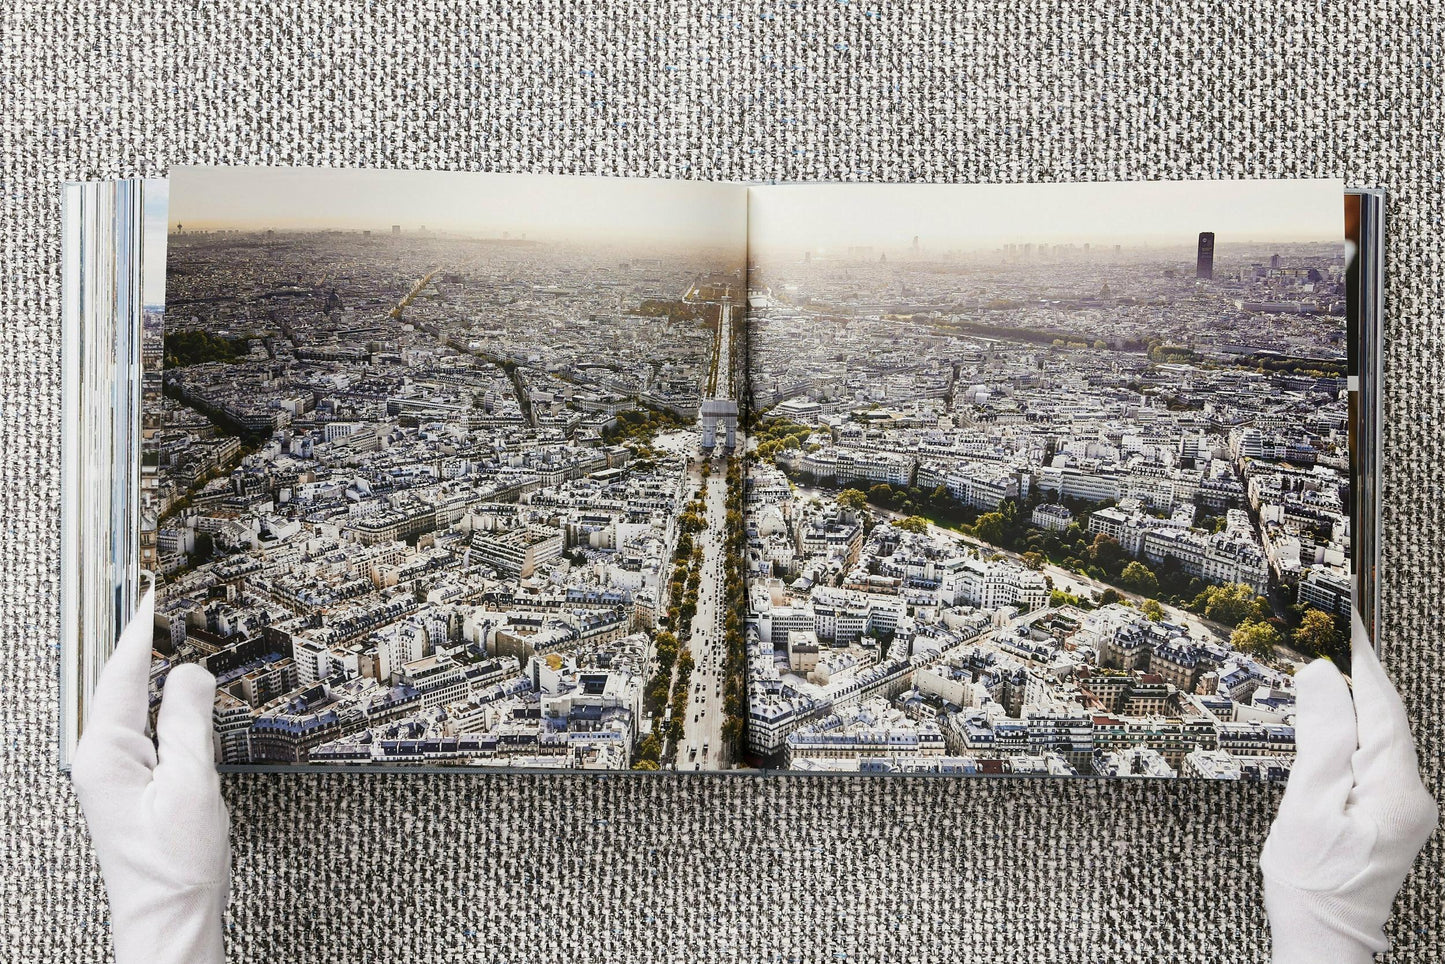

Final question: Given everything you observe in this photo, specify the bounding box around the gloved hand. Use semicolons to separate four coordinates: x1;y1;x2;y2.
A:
1260;611;1439;964
70;582;231;964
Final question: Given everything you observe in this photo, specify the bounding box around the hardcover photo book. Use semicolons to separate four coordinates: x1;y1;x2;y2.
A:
60;169;1383;779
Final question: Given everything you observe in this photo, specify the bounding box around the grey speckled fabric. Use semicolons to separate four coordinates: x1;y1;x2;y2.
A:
2;2;1440;961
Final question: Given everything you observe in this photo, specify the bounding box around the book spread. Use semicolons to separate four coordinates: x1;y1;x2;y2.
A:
60;170;1382;778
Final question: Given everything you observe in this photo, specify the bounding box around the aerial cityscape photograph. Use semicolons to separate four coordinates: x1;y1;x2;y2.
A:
145;168;747;771
740;180;1349;779
142;172;1349;780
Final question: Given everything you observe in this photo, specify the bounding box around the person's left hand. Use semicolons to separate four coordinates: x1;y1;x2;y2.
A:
1259;611;1438;963
70;580;231;964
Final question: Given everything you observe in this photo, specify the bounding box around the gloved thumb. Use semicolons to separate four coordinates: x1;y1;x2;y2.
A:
1262;656;1375;891
155;663;218;775
1281;657;1357;821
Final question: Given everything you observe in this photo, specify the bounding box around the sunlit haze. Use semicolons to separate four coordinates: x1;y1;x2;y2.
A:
748;179;1343;255
168;166;748;250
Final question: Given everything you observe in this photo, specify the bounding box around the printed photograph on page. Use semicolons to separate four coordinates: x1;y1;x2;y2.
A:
742;180;1348;779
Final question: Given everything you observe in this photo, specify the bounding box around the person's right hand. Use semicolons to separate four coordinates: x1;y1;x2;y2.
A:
70;581;231;964
1259;611;1438;964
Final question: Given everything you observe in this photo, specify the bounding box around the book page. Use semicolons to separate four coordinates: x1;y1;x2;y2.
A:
743;179;1348;778
149;168;746;770
139;178;168;591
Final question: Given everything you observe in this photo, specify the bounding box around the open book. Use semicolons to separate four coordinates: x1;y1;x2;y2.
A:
60;170;1382;778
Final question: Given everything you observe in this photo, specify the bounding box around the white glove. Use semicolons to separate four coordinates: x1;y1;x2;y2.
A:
1260;611;1439;964
71;583;231;964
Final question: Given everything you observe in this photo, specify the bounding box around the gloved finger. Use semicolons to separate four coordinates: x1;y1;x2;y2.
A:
1277;656;1358;822
84;586;157;738
1348;610;1427;805
154;663;219;778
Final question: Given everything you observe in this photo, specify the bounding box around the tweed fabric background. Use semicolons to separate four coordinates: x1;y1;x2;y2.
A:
1;1;1441;961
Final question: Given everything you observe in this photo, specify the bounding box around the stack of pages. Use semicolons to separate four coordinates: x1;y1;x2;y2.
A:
60;170;1383;778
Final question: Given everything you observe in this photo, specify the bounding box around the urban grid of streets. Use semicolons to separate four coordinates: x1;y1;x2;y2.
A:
148;230;745;771
145;221;1350;780
677;298;734;771
740;240;1350;778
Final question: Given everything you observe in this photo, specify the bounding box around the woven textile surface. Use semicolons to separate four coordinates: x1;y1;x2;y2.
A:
2;2;1441;961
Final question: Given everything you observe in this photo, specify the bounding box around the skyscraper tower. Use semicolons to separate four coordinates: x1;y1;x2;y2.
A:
1196;232;1215;280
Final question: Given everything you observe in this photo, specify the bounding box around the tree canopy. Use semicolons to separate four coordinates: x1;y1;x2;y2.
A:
1193;583;1270;627
1231;619;1283;659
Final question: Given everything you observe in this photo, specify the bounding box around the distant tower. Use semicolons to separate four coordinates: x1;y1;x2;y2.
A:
804;250;812;263
912;235;920;254
880;251;887;264
1196;232;1215;280
392;225;401;236
1269;253;1281;270
176;223;183;235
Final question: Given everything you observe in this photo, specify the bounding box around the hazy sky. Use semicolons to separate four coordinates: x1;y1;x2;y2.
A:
164;169;1341;264
747;179;1344;254
168;166;748;249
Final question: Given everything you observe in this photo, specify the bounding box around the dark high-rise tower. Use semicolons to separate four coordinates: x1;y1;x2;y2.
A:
1196;231;1215;280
